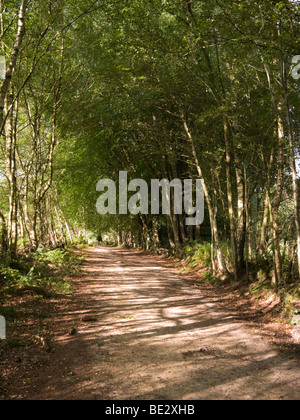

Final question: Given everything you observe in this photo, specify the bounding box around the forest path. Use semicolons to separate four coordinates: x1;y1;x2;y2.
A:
30;247;300;400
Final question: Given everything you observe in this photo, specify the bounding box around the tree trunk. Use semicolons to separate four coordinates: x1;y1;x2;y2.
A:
224;118;238;281
182;116;228;275
5;89;18;259
234;154;246;273
151;218;160;252
283;64;300;280
272;109;285;288
0;209;8;255
0;0;27;134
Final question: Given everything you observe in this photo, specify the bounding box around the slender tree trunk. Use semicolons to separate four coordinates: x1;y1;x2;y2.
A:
151;218;160;252
0;0;27;134
5;89;18;259
224;118;238;281
49;198;58;246
234;154;246;273
182;116;228;275
65;220;73;244
0;209;7;255
54;203;67;245
272;109;285;288
166;216;176;251
283;66;300;279
257;146;274;256
260;54;285;288
259;189;271;257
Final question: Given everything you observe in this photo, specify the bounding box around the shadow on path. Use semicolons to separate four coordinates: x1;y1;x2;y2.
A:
26;247;300;400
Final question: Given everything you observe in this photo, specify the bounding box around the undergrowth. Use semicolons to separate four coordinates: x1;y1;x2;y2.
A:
180;241;300;323
182;241;212;271
0;247;86;297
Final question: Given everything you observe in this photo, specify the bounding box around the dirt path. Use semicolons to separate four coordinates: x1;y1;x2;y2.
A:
26;247;300;400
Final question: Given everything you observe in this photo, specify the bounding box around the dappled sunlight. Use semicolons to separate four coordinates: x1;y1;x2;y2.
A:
31;247;300;400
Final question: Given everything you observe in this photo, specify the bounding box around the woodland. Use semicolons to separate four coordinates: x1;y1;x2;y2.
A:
0;0;300;292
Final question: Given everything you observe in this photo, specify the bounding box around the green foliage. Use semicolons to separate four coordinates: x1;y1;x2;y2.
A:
0;266;22;286
33;248;84;272
183;242;212;270
0;248;85;296
202;272;223;287
1;0;300;292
